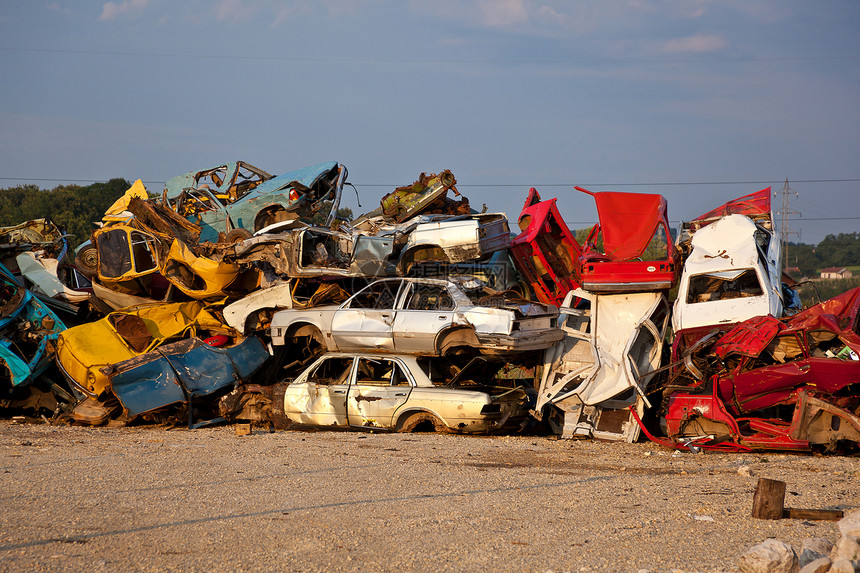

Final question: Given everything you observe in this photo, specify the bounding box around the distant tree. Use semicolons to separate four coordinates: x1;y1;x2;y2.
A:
0;179;130;248
816;232;860;268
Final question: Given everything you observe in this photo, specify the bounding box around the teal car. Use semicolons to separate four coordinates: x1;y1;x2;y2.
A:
163;161;346;242
0;261;66;389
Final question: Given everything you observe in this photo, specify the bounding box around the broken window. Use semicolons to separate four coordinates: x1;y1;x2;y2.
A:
686;269;763;304
404;284;454;311
355;358;409;386
306;357;353;386
96;228;134;279
640;224;671;262
348;281;401;310
300;231;351;269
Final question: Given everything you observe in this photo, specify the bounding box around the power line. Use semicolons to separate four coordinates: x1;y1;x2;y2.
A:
4;46;860;66
5;177;858;187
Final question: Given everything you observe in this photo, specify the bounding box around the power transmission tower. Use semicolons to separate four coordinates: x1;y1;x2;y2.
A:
774;178;801;270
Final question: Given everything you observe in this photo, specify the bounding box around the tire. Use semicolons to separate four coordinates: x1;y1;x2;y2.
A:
224;228;253;243
395;411;445;433
74;245;99;278
285;324;326;372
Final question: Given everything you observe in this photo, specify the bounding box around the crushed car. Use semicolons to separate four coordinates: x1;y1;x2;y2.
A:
534;288;670;441
224;212;510;280
163;161;346;242
86;194;259;304
54;301;246;424
647;287;860;453
269;277;562;359
672;188;782;332
1;261;67;389
511;186;677;306
571;186;678;293
509;188;581;307
100;335;270;427
278;352;533;433
1;218;91;312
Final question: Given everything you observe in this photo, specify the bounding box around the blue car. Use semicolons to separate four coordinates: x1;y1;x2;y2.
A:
101;335;270;426
163;161;346;243
0;261;67;388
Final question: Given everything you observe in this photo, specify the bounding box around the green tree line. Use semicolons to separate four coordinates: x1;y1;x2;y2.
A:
0;180;131;248
784;233;860;277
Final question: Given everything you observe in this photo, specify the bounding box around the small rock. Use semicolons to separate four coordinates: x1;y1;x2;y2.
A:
738;539;798;573
798;538;833;567
797;556;830;573
837;509;860;538
830;534;860;563
738;465;753;477
827;557;855;573
694;515;715;522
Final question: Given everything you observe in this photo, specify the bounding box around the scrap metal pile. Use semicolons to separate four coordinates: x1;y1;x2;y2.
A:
1;161;857;454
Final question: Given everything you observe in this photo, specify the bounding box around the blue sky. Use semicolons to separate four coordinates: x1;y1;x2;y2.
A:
1;0;858;244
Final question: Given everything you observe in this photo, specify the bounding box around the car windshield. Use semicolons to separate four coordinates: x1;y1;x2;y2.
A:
686;269;763;304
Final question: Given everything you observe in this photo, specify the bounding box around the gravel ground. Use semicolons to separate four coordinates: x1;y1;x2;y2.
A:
0;420;858;573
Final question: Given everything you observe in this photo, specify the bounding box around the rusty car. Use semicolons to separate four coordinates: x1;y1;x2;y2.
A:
281;352;533;433
1;261;67;392
269;277;562;358
646;287;860;453
225;212;510;281
534;288;670;442
163;161;346;242
672;188;783;333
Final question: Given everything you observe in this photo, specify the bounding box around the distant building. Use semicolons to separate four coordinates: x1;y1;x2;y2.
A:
784;267;802;281
819;267;853;279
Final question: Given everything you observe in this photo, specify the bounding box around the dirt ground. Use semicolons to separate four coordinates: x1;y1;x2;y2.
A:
0;420;858;572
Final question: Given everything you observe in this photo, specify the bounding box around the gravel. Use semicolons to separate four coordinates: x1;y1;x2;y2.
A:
1;420;858;572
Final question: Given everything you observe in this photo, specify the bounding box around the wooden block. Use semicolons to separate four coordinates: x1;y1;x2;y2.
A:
752;478;786;520
235;423;252;436
783;508;844;521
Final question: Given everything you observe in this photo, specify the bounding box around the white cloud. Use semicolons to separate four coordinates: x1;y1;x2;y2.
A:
215;0;246;21
662;34;726;54
99;0;151;21
479;0;527;27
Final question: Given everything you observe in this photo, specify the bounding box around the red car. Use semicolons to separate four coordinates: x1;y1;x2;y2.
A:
510;187;678;307
645;287;860;453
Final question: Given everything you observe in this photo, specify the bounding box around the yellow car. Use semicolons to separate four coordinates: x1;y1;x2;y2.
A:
55;301;232;397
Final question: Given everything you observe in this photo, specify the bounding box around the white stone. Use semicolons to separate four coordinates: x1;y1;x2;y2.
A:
837;509;860;538
797;557;830;573
831;534;860;563
827;556;855;573
738;539;799;573
738;465;753;477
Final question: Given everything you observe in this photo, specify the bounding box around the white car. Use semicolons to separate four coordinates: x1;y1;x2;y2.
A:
269;277;562;356
282;352;532;433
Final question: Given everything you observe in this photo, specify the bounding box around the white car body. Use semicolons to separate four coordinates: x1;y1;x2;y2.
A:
536;288;669;441
269;277;561;355
282;353;530;433
673;214;782;332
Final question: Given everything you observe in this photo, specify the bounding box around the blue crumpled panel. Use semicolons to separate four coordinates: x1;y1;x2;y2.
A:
108;336;270;416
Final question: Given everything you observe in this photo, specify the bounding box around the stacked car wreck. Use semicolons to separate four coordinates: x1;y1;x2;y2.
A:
1;162;857;455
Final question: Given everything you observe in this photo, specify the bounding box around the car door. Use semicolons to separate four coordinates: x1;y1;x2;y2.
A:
330;280;402;351
283;356;354;426
392;282;455;353
347;357;413;429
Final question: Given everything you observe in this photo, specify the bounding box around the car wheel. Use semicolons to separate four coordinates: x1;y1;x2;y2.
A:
287;325;326;370
74;245;99;278
395;411;445;433
224;228;252;243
